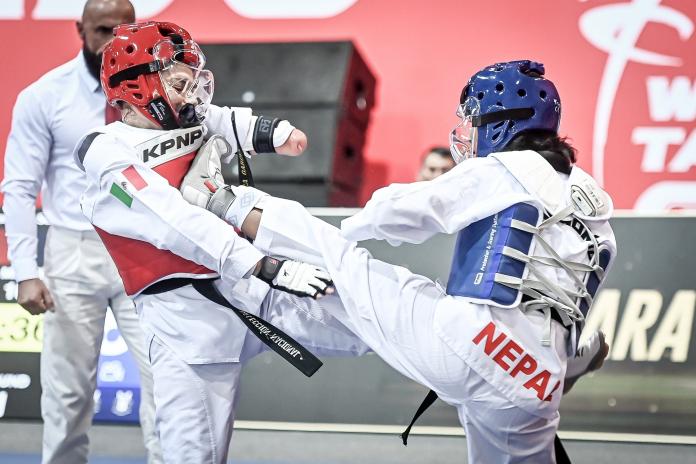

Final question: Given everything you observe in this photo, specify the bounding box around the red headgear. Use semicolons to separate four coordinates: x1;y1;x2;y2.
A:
101;21;213;129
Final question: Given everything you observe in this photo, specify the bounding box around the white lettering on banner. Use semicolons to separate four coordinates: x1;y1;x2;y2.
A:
1;0;356;20
0;0;23;19
668;129;696;172
579;0;694;187
648;291;696;361
634;76;696;177
99;360;126;383
582;289;695;362
0;266;15;282
111;389;134;417
583;289;621;349
32;0;174;19
0;373;31;389
3;281;18;301
613;289;663;361
632;127;685;172
94;389;102;414
647;76;696;122
0;391;7;418
223;0;357;19
635;182;696;209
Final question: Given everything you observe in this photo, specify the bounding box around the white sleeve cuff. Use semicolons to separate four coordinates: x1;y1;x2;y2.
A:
11;257;39;282
242;116;256;153
223;186;268;228
273;120;295;147
221;239;264;283
242;117;295;152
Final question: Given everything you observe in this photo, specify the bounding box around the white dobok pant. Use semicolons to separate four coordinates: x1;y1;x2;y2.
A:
137;282;369;464
41;226;160;464
253;198;570;464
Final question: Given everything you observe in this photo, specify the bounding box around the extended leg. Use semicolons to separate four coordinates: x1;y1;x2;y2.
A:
252;197;473;395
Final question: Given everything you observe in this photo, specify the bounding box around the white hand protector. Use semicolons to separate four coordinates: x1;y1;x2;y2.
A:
563;330;609;394
180;135;237;218
180;134;268;227
256;257;334;299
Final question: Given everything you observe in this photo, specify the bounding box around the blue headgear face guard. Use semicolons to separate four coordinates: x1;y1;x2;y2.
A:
458;60;561;158
449;97;480;163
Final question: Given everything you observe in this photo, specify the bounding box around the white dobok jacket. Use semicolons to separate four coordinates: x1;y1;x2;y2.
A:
341;150;617;417
75;105;270;363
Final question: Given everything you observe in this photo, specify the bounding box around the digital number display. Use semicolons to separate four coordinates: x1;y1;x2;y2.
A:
0;303;43;352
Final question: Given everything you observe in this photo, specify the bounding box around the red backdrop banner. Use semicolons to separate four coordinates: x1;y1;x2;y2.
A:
1;0;694;207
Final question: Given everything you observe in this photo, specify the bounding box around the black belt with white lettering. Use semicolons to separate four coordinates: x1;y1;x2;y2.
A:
142;277;323;377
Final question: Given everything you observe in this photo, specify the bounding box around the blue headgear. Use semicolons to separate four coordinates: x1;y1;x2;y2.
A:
460;60;561;158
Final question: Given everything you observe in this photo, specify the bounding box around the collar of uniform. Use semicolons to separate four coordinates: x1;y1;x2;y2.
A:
76;51;102;94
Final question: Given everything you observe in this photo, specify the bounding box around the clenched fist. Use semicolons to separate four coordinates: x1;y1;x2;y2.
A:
275;129;307;157
17;278;55;315
255;256;333;299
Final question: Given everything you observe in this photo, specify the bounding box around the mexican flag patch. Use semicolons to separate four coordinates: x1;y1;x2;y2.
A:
110;165;148;208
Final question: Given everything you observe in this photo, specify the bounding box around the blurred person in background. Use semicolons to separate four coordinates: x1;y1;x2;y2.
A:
1;1;162;463
416;146;456;181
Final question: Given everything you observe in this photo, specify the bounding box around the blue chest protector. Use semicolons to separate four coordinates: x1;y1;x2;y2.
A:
446;203;540;307
446;201;613;350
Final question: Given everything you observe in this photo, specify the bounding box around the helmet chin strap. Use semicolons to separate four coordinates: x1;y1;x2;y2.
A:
147;96;180;130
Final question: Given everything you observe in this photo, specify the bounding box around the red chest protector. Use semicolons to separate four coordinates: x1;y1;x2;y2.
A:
95;126;215;296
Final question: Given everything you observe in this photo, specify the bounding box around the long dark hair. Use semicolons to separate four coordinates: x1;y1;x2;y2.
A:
499;130;577;175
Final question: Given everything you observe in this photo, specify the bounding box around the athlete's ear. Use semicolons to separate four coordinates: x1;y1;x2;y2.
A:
120;103;133;120
121;102;142;126
76;21;85;40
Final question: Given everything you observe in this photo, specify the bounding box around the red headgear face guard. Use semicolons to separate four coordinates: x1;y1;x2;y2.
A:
101;21;214;130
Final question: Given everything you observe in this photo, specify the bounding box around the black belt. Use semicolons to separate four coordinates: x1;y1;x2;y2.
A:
141;277;323;377
141;277;203;294
401;296;572;462
401;391;571;462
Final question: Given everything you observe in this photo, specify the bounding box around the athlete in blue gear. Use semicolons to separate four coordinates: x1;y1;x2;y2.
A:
182;60;615;463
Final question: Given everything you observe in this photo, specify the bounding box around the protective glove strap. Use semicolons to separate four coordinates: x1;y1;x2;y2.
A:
256;256;282;283
207;186;237;219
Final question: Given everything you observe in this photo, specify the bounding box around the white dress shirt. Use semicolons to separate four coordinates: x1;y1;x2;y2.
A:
2;52;106;281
